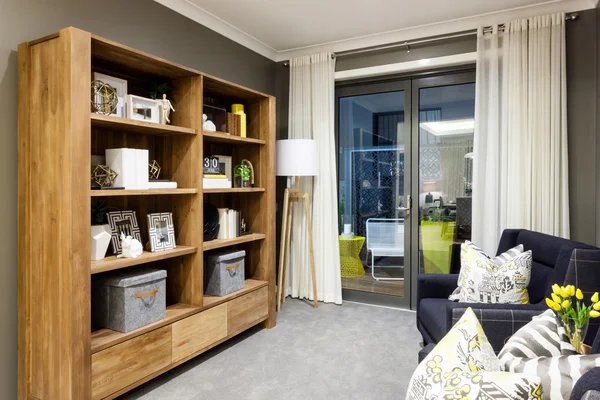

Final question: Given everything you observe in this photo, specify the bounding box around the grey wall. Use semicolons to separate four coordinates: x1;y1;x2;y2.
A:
566;9;597;245
0;0;275;397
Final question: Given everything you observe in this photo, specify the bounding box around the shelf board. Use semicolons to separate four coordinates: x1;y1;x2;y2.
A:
91;246;197;274
203;131;265;145
91;188;198;197
203;188;265;194
91;113;196;135
203;279;268;309
203;233;266;251
91;303;199;354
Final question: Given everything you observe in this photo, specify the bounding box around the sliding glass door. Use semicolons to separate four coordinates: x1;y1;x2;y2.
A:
336;80;413;309
336;70;475;309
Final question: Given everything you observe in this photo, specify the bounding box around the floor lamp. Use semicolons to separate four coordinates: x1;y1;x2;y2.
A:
276;139;318;311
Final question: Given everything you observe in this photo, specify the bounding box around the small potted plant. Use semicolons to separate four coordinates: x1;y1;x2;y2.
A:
91;200;113;261
546;284;600;354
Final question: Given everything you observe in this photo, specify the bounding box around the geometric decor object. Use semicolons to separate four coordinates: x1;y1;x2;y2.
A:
106;211;142;255
91;80;118;116
149;160;161;180
91;165;118;188
147;212;176;252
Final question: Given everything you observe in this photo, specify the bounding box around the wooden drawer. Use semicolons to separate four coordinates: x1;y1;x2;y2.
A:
171;304;227;363
92;326;171;399
227;286;269;335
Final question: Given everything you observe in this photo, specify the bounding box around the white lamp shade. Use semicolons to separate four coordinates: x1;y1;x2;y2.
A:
276;139;319;176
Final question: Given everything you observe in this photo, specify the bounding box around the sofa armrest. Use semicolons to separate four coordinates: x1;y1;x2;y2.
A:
570;368;600;400
451;305;546;352
417;274;459;305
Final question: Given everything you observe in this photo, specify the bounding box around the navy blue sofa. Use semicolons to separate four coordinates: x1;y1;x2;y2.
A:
417;229;597;351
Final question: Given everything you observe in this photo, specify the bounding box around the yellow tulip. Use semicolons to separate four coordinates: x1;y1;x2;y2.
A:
569;285;576;296
594;302;600;311
592;292;599;303
546;298;557;309
561;300;571;310
554;303;562;312
560;287;570;298
590;310;600;318
552;284;561;295
576;289;584;300
551;293;561;304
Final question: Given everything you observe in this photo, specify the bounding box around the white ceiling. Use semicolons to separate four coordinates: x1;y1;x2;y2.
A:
157;0;598;61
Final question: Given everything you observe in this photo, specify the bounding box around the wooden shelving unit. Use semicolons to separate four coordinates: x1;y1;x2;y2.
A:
91;114;197;135
203;131;265;145
90;189;198;197
203;187;265;194
203;233;266;251
91;246;197;274
18;27;276;400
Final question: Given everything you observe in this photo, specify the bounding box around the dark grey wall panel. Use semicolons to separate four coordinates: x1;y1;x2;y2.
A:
0;0;275;398
566;8;597;245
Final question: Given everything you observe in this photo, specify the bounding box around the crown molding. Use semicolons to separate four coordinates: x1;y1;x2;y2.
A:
154;0;278;60
156;0;597;63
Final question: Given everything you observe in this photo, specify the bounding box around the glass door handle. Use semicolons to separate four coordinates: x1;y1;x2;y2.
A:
397;195;411;214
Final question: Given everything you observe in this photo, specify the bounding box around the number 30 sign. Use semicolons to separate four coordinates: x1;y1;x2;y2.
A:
203;156;220;175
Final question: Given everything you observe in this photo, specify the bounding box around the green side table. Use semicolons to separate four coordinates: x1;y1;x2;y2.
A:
339;235;366;278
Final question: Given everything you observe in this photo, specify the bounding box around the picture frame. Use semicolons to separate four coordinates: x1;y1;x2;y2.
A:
93;72;128;118
127;95;159;123
147;212;176;252
215;155;232;181
107;211;142;254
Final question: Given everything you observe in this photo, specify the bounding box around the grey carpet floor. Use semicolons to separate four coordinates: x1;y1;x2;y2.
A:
120;299;421;400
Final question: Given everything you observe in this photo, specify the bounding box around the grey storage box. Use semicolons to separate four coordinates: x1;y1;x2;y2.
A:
93;269;167;333
205;250;245;296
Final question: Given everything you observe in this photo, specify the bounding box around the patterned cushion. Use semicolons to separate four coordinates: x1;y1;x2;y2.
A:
449;242;524;301
408;371;543;400
451;241;532;304
500;310;600;400
407;307;542;399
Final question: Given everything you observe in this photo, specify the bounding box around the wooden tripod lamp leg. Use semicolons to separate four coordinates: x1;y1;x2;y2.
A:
304;193;318;308
281;201;293;304
277;189;290;311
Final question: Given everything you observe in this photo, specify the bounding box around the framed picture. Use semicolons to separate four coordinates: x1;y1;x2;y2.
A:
215;155;232;181
127;95;159;123
93;72;127;117
107;211;142;254
147;213;176;252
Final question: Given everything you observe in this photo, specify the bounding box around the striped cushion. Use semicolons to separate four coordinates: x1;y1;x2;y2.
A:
500;310;600;400
449;242;524;301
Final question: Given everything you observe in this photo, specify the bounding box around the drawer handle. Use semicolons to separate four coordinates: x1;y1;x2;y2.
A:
225;264;240;271
135;287;159;299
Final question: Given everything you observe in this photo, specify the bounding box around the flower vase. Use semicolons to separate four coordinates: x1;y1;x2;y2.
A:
568;319;589;354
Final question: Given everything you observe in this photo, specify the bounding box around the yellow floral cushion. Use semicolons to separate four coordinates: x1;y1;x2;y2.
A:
407;308;543;400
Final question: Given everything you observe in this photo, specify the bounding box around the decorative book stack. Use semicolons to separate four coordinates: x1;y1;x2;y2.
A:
217;208;241;239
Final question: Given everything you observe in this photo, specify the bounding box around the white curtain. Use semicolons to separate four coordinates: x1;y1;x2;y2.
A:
287;53;342;304
472;13;570;256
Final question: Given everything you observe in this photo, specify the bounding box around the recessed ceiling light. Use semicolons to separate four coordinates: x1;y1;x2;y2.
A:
420;119;474;136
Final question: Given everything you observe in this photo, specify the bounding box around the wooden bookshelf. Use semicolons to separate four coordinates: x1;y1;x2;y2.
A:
203;233;266;251
91;113;196;135
203;131;265;145
91;246;197;274
203;187;265;194
19;27;276;400
90;189;198;197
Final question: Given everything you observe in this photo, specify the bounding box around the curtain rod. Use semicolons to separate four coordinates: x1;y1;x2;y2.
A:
282;12;578;66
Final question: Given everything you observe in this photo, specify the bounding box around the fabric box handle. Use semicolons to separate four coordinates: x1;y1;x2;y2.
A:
226;263;240;277
134;287;159;299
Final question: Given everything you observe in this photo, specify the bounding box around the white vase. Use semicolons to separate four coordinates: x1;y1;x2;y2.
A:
91;224;112;261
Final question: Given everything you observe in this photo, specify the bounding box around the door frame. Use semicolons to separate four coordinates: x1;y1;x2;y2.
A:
409;70;476;309
335;79;413;309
